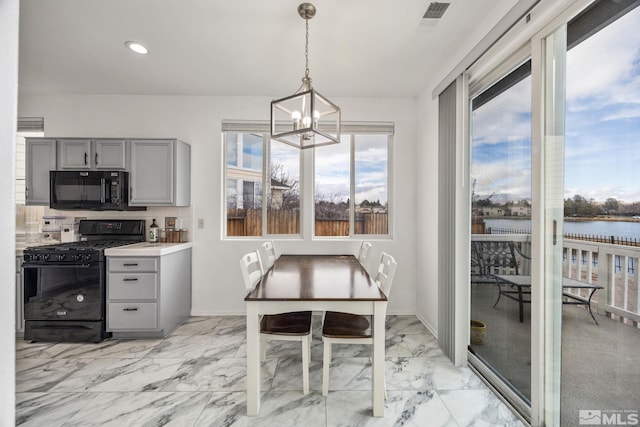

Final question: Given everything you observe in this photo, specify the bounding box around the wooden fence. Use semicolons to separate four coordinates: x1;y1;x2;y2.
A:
227;209;388;236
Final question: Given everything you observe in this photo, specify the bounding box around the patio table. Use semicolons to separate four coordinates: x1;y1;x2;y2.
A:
493;274;603;324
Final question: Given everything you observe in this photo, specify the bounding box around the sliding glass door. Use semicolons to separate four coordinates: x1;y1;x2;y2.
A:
560;3;640;425
466;1;640;425
468;58;533;417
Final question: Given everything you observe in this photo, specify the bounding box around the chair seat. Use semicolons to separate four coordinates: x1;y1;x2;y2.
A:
261;311;312;335
322;312;372;338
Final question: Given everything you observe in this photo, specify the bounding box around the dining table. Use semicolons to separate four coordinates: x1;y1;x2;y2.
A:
244;254;388;417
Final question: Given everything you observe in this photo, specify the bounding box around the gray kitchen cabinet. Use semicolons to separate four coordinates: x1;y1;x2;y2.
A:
25;138;56;205
129;139;191;206
16;256;24;337
58;139;127;170
106;248;191;338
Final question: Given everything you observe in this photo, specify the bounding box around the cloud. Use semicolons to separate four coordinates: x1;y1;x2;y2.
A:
566;7;640;109
472;7;640;204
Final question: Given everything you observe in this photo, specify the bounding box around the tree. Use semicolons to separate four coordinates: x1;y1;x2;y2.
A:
269;162;299;210
565;194;597;217
604;197;619;213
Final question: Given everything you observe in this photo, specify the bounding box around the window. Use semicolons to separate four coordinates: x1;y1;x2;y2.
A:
314;136;350;236
315;134;390;237
224;130;300;237
268;140;300;234
222;121;392;238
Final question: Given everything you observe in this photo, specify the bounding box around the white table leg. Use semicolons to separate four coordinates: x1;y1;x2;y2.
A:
372;301;386;417
246;302;260;416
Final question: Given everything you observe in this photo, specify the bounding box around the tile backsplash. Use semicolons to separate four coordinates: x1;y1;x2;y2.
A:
16;204;193;243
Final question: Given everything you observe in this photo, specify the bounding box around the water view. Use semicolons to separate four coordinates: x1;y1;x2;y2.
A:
484;218;640;239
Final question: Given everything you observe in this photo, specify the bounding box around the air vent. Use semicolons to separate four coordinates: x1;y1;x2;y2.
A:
423;2;450;20
17;117;44;132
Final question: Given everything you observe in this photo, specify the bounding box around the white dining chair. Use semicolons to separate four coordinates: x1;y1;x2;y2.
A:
321;251;398;396
260;240;278;273
357;241;373;271
239;250;312;394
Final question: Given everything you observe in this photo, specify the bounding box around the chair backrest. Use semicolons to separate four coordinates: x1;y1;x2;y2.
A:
357;241;373;265
472;240;521;276
375;252;397;296
240;251;264;292
260;240;277;274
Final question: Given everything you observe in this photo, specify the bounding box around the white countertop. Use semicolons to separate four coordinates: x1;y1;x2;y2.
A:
104;241;193;257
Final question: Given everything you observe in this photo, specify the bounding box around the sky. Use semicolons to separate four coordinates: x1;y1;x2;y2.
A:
273;134;389;205
471;5;640;205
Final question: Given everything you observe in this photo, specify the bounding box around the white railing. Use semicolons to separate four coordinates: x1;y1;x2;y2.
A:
472;234;640;326
564;239;640;326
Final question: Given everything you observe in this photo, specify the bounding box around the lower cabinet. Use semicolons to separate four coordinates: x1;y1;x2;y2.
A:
106;249;191;338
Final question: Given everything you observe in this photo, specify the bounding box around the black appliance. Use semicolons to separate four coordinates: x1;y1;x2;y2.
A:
50;170;144;211
23;219;145;343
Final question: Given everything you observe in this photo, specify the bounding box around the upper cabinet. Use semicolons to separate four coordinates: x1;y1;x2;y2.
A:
24;137;190;207
25;138;56;205
58;139;127;170
129;139;191;207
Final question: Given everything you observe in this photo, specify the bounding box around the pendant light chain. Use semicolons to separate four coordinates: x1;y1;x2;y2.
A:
304;17;310;80
270;3;341;149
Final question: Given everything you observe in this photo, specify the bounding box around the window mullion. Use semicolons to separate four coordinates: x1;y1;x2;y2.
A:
262;134;269;237
349;134;355;237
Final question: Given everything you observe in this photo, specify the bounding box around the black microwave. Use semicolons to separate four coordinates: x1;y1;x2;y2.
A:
50;171;144;210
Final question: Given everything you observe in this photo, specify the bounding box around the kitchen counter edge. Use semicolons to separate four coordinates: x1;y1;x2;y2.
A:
104;242;193;257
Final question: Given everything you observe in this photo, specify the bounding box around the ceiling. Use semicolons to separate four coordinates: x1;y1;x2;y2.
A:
18;0;519;98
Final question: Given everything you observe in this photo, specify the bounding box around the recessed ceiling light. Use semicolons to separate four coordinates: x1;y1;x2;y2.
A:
125;41;148;55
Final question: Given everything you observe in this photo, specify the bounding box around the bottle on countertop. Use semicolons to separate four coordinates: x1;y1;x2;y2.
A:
149;219;159;243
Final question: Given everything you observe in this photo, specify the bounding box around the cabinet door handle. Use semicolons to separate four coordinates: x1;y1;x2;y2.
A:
95;152;99;165
123;278;138;282
123;263;138;266
84;152;88;165
123;307;139;311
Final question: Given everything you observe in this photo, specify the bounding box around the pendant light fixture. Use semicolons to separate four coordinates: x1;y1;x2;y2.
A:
270;3;341;149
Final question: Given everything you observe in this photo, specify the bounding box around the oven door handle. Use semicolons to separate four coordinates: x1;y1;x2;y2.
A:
22;263;99;269
101;178;106;203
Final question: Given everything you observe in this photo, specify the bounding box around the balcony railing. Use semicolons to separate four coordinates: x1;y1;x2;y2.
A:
472;234;640;326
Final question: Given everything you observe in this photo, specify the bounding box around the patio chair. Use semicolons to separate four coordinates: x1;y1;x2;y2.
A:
239;250;312;394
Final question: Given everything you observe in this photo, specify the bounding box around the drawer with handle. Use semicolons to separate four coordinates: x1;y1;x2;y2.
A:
108;272;158;300
108;257;158;273
107;302;157;330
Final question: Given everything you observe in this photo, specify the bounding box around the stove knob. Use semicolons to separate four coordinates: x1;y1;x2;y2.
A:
43;254;50;261
59;253;66;261
75;253;84;261
23;254;30;262
85;253;92;261
32;254;39;261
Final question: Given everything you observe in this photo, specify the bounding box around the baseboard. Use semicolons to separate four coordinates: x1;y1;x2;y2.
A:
414;311;438;339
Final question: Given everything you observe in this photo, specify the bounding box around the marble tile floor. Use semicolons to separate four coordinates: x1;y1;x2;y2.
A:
16;315;525;427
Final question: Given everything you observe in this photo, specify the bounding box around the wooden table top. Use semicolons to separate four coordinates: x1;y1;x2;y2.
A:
245;254;387;301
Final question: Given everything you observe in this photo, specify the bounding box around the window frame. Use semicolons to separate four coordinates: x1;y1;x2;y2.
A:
222;121;394;240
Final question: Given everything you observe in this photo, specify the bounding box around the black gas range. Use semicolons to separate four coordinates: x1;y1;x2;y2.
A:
23;219;145;343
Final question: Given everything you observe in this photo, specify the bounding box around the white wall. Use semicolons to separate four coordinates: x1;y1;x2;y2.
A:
1;0;19;424
18;94;418;316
